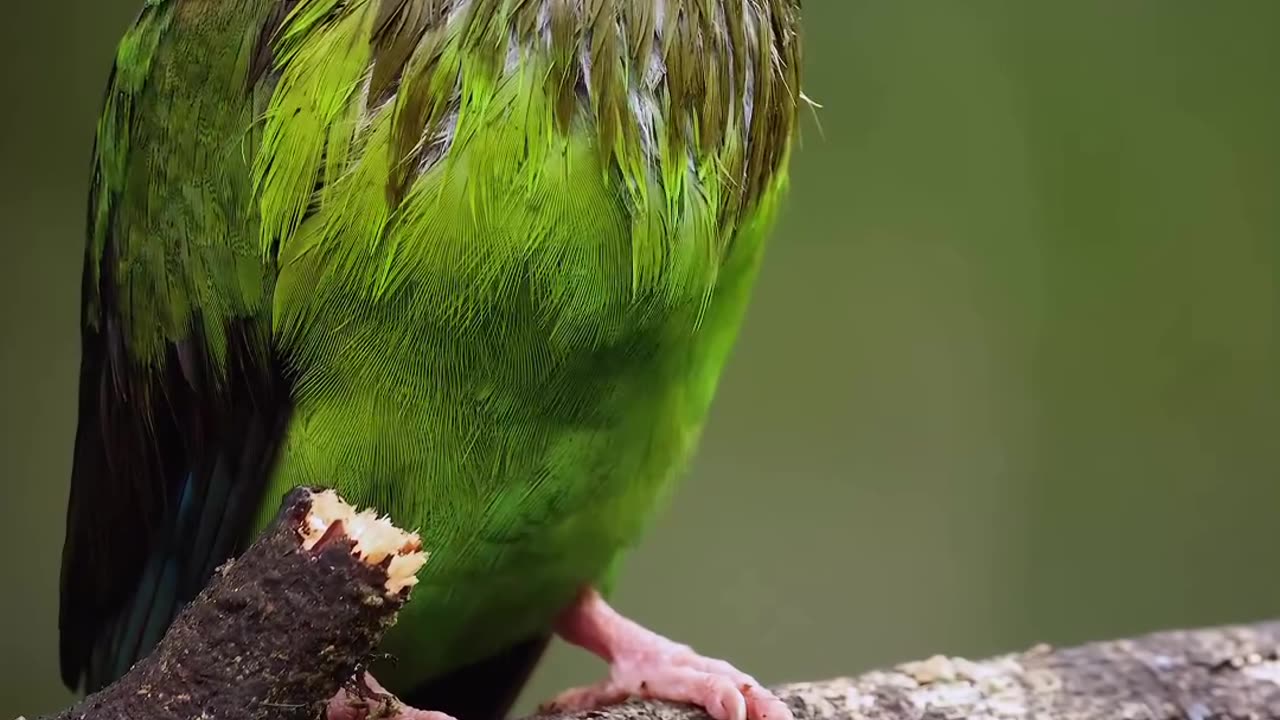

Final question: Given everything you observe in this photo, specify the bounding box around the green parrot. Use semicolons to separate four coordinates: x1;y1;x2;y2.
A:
58;1;803;719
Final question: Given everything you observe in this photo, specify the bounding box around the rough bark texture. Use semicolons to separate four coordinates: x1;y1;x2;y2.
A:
47;487;415;720
31;486;1280;720
533;621;1280;720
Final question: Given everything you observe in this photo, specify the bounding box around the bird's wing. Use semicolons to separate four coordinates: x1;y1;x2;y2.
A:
57;0;504;692
59;0;291;692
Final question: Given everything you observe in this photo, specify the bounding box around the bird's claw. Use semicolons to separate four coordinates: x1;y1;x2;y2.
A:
327;673;457;720
540;648;792;720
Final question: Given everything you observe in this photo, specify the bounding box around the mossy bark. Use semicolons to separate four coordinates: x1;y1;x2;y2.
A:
50;488;408;720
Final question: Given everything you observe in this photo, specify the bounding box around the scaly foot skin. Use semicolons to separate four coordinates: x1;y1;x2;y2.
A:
327;673;457;720
541;587;793;720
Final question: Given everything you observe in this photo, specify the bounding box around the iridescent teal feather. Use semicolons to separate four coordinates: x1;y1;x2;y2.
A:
62;0;803;711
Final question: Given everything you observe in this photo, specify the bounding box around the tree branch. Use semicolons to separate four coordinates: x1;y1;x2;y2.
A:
541;621;1280;720
46;487;427;720
32;487;1280;720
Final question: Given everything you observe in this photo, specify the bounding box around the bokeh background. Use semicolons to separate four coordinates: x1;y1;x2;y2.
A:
3;1;1280;717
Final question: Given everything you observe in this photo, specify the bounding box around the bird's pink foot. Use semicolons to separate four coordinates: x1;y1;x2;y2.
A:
327;673;456;720
540;588;793;720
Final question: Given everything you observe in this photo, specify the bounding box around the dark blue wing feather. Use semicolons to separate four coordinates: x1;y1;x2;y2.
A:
60;313;290;692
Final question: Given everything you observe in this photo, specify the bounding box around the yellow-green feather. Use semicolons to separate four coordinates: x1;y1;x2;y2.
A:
79;0;802;695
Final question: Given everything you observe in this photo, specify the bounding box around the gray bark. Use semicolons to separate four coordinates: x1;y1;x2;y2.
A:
542;622;1280;720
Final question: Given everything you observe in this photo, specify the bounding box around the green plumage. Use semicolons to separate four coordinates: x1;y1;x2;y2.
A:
62;0;802;706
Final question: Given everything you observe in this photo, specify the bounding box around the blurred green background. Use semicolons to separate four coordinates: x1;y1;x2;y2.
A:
3;2;1280;717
